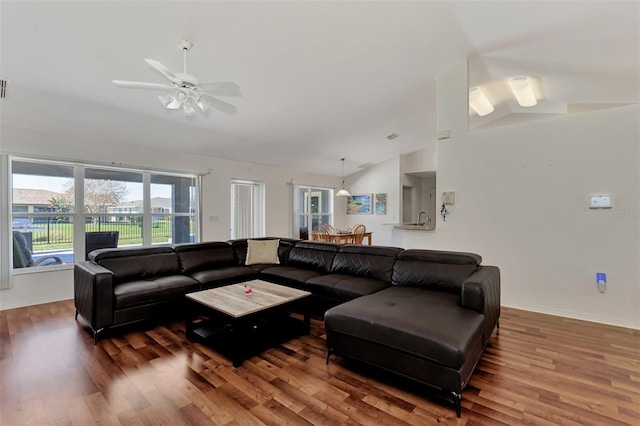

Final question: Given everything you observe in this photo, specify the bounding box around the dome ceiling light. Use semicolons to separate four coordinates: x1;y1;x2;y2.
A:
336;158;351;197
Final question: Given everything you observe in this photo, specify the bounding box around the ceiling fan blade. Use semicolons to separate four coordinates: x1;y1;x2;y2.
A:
195;87;242;98
144;59;181;84
198;81;241;92
113;80;174;90
200;93;238;115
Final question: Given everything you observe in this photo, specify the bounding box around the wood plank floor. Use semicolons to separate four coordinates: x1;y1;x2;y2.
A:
1;300;639;425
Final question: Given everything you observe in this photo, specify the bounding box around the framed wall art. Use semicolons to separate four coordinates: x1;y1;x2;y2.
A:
347;194;372;215
375;193;387;215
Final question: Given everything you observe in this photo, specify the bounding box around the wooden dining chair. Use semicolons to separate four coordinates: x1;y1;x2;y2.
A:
314;224;334;242
351;224;366;244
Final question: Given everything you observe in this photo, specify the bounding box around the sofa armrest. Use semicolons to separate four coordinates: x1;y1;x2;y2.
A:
461;265;500;342
74;261;115;332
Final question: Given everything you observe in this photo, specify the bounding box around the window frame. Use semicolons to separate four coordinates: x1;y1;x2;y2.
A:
292;184;334;240
3;155;200;283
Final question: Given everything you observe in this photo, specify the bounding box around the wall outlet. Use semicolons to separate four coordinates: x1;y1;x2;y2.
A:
596;272;607;293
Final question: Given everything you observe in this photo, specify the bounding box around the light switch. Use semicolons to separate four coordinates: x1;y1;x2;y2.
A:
443;192;455;205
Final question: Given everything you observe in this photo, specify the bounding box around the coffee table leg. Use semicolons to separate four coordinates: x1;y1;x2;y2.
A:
303;302;311;335
185;302;195;338
228;320;245;368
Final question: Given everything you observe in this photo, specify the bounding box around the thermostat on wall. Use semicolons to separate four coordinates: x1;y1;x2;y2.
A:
589;195;612;209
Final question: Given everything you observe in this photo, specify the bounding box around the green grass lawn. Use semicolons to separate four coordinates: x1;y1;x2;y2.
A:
29;221;177;251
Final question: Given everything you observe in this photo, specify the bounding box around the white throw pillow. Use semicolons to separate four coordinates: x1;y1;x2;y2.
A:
245;239;280;265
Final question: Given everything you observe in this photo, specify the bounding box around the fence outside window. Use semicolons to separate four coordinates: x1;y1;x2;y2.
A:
13;216;178;250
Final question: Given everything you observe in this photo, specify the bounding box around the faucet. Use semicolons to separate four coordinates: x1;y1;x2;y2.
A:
417;211;431;226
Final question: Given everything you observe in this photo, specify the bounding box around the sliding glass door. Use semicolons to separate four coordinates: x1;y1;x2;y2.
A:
293;185;333;240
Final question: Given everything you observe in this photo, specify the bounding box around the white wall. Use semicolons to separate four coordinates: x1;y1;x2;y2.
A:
400;145;437;173
399;63;640;329
0;125;339;309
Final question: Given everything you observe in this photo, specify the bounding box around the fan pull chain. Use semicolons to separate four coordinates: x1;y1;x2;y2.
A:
183;48;187;74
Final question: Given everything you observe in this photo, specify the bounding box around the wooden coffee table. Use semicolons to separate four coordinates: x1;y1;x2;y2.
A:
185;280;311;367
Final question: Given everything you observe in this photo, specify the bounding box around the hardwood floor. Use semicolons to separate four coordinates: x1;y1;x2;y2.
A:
1;300;639;425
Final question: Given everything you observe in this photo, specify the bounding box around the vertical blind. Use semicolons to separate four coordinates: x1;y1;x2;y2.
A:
231;182;254;239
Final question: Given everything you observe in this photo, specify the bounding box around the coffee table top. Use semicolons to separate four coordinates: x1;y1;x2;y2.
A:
186;279;311;318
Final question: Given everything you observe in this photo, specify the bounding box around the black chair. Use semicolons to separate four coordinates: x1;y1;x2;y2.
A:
299;227;309;240
12;231;62;268
85;231;119;260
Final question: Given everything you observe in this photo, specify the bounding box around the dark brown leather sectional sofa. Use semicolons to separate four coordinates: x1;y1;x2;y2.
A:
74;237;500;417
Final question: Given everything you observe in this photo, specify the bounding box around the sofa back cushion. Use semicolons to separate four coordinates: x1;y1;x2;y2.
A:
90;246;180;284
174;242;237;273
287;241;339;272
392;249;481;293
228;238;299;266
331;245;403;282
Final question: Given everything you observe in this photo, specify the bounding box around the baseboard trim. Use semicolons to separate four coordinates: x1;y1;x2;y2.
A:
0;294;73;311
502;302;640;330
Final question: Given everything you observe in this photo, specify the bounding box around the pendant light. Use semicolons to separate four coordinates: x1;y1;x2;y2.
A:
336;158;351;197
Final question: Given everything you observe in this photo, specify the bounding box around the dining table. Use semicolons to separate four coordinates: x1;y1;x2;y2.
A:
311;231;373;245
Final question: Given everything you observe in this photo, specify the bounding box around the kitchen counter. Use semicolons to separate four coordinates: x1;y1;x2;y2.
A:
392;224;435;231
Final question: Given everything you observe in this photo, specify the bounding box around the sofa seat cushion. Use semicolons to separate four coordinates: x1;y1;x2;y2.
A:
114;275;199;309
259;265;327;288
189;266;258;289
245;263;278;272
306;273;390;301
324;286;485;369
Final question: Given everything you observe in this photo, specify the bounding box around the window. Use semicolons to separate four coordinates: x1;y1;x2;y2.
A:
4;156;198;280
151;173;198;244
230;180;264;239
11;160;76;270
293;185;333;239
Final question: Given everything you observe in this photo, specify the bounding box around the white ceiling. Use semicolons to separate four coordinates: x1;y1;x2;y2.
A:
1;1;638;176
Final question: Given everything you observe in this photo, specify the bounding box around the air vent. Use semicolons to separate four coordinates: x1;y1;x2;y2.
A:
0;80;7;98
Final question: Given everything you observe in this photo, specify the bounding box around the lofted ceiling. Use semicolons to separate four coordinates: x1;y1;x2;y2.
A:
1;1;638;177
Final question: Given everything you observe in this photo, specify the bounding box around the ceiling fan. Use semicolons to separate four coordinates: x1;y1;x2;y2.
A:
113;40;241;116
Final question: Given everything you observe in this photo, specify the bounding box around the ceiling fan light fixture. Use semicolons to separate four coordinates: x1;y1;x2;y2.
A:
336;158;351;197
196;96;210;112
469;87;494;116
166;96;182;109
115;40;240;117
509;77;537;107
183;101;196;116
158;94;173;107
